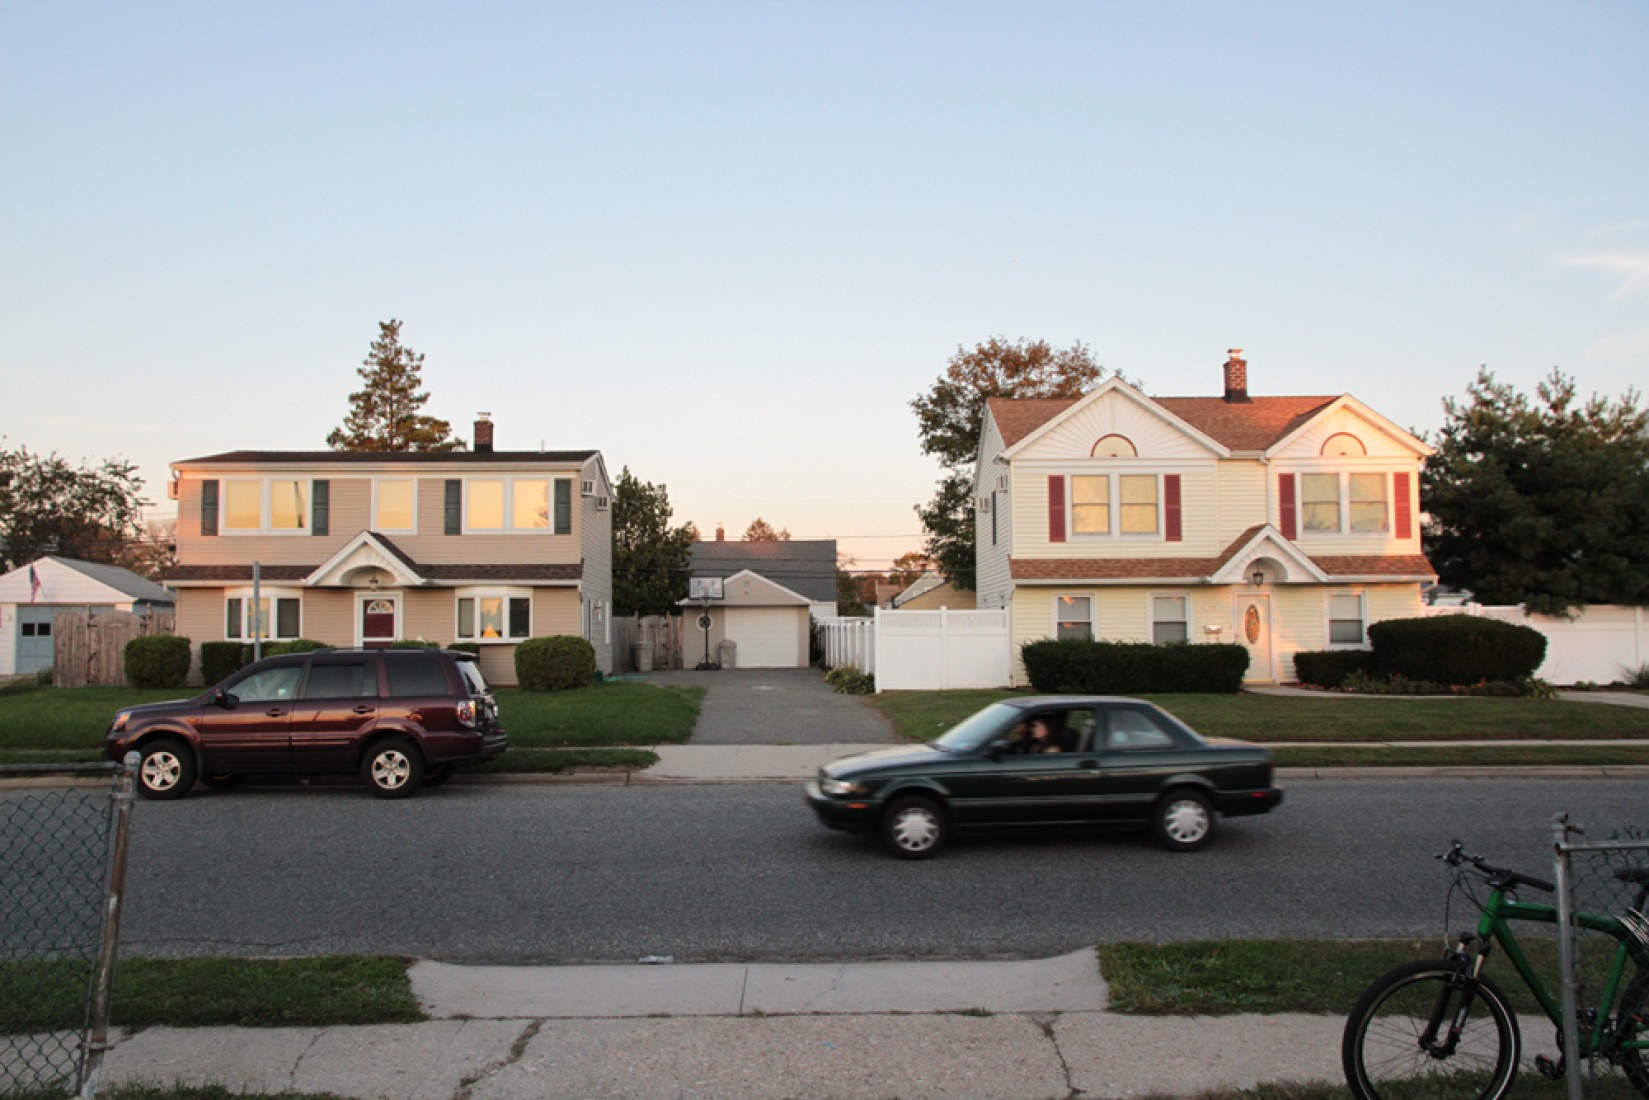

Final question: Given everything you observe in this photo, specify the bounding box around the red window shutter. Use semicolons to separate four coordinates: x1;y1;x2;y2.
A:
1048;475;1066;543
1279;474;1297;540
1164;474;1182;542
1394;472;1413;540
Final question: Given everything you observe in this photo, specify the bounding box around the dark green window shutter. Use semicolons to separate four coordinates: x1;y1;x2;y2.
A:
444;480;462;535
201;480;219;536
312;480;329;536
554;479;572;535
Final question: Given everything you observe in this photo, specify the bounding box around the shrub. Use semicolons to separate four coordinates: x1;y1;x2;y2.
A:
825;665;875;694
1020;639;1251;694
386;639;441;650
515;635;597;691
263;638;329;657
447;642;482;656
1292;649;1375;688
1367;615;1547;686
200;642;250;686
125;636;192;689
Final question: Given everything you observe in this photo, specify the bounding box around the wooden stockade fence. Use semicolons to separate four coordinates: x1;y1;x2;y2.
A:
612;614;687;673
51;610;176;688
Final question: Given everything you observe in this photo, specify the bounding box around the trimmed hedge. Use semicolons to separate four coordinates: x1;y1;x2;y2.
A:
447;642;481;656
515;635;597;692
1292;649;1376;688
199;642;249;686
264;638;329;656
125;636;192;689
1020;639;1251;694
1367;615;1547;686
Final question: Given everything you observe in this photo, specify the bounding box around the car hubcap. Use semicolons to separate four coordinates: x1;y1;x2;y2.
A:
372;751;410;789
143;752;180;791
1164;799;1209;843
892;808;939;852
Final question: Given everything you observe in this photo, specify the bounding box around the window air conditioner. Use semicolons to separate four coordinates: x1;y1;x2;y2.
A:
595;496;610;511
581;479;595;496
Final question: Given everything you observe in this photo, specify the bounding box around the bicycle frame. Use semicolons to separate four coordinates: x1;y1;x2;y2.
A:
1466;884;1649;1060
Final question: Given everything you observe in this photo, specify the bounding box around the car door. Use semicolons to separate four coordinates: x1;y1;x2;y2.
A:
943;708;1099;825
1092;705;1187;822
191;662;304;773
288;655;380;772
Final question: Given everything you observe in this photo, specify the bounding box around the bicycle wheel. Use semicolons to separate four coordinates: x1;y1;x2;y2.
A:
1343;959;1521;1100
1620;969;1649;1098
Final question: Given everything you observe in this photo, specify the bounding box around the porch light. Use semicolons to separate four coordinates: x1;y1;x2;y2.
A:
1251;570;1265;587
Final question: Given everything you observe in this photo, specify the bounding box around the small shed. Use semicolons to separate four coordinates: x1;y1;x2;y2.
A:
0;557;175;676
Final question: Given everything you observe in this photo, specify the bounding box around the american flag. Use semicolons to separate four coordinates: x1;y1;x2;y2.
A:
28;564;43;602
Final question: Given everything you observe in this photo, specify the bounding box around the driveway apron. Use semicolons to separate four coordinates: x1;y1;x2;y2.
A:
640;668;896;745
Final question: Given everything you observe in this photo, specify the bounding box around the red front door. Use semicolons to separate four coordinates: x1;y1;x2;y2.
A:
361;596;398;648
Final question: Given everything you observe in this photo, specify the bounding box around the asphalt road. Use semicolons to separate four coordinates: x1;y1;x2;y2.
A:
115;777;1647;963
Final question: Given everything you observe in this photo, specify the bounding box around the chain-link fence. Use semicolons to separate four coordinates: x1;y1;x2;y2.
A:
1;759;136;1099
1552;816;1649;1100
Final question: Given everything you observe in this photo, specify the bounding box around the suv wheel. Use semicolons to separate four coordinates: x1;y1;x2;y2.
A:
137;738;197;801
362;737;424;799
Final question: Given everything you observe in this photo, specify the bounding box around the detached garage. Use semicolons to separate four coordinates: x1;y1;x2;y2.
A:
0;557;175;676
681;570;812;669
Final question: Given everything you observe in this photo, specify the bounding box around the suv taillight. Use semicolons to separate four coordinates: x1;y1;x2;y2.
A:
456;700;477;729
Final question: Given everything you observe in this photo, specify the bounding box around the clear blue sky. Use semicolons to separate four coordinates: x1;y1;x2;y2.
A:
3;2;1645;569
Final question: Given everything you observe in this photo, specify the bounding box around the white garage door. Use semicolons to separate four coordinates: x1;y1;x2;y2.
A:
724;608;803;668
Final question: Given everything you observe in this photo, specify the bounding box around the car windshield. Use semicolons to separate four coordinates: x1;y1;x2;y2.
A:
932;702;1022;753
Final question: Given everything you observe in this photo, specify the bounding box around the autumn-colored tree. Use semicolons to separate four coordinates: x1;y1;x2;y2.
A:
743;517;791;541
888;551;932;589
912;337;1110;588
327;320;466;452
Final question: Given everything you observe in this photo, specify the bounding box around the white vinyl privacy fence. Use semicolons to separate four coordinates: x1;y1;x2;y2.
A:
1425;604;1649;685
818;609;1011;691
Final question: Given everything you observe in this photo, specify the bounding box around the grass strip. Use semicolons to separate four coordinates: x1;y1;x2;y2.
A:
466;747;658;773
1276;744;1649;768
1100;938;1559;1017
0;956;422;1034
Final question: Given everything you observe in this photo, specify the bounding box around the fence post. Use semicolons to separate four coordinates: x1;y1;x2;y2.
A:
78;751;139;1099
1551;812;1584;1100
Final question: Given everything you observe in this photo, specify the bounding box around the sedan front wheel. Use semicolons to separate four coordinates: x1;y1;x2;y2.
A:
880;794;948;860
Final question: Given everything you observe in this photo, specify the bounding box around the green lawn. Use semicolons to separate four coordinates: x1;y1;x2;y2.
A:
0;680;703;758
871;689;1649;743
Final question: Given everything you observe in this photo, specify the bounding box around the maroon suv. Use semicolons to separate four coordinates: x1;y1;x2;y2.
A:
105;648;507;800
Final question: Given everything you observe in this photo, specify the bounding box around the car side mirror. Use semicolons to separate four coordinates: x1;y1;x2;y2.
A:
214;689;235;709
987;739;1013;759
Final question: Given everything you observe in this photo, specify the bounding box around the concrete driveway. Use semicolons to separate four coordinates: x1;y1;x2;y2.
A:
638;667;896;745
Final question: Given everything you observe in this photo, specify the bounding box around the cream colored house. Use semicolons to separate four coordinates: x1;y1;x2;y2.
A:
975;352;1436;684
165;418;614;684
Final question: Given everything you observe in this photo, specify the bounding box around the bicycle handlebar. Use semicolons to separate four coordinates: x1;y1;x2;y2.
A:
1441;840;1555;894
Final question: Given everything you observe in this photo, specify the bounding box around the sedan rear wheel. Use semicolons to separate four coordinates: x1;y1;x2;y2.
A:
1153;789;1215;852
880;794;948;860
362;738;424;799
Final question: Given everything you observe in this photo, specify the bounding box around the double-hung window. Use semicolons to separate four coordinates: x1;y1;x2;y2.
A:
464;478;566;533
1069;475;1159;538
222;479;309;534
374;479;416;532
1056;595;1093;641
1301;473;1340;533
1328;592;1366;646
1349;474;1389;533
225;589;302;641
1301;472;1389;534
456;588;532;642
1151;595;1189;645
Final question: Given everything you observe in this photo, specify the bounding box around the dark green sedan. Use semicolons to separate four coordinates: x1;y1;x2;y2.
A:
803;696;1281;859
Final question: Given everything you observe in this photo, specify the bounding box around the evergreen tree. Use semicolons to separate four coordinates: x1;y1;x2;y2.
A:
327;320;466;452
1422;368;1649;613
612;468;695;617
743;517;790;541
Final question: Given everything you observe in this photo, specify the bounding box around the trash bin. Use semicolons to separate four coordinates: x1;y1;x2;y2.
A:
718;638;737;669
632;641;654;674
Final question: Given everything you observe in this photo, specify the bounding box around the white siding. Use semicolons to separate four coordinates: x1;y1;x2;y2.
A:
579;455;615;674
1011;387;1217;462
974;411;1012;609
0;605;15;675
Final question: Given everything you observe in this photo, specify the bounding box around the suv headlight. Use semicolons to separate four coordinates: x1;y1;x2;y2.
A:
820;776;865;797
111;711;131;733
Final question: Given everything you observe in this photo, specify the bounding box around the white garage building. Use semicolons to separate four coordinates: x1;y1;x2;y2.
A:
681;536;838;669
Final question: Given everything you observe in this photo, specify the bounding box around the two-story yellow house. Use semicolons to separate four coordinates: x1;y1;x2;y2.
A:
975;352;1435;684
165;417;614;685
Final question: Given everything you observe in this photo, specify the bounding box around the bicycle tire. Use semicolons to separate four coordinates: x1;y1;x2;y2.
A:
1342;958;1521;1100
1621;968;1649;1098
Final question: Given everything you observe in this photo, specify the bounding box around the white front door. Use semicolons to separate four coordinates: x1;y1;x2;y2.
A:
1235;593;1274;683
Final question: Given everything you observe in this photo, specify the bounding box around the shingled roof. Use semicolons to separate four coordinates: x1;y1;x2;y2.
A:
986;393;1338;453
689;540;838;604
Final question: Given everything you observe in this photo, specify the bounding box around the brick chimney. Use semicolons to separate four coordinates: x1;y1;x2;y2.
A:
715;524;725;542
474;413;494;453
1223;349;1250;403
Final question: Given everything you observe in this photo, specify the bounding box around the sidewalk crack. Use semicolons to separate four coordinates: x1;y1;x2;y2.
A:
1035;1013;1081;1099
453;1019;543;1100
288;1030;324;1093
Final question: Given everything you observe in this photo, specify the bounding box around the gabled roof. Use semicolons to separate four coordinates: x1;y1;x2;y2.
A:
689;540;837;604
174;450;598;466
45;557;175;603
987;393;1339;453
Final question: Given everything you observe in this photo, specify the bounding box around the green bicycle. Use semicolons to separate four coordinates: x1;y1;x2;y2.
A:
1342;841;1649;1100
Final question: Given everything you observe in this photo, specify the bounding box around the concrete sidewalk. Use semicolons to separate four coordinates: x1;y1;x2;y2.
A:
88;949;1358;1099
